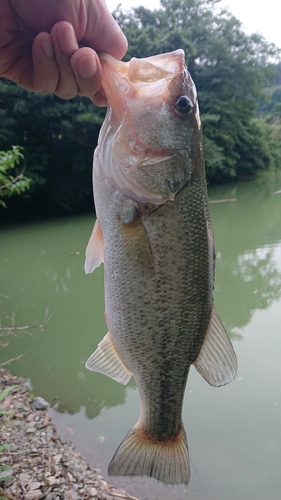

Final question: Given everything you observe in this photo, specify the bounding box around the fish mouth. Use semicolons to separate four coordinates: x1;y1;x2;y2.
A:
100;49;186;81
99;50;188;115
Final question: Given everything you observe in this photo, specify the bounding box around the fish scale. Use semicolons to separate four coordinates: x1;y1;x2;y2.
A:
85;49;237;485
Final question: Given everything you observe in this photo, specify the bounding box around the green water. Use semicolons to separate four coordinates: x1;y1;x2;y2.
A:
1;172;281;500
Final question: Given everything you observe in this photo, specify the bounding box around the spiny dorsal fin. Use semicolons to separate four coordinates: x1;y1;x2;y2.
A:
193;307;237;387
84;219;104;274
85;332;132;385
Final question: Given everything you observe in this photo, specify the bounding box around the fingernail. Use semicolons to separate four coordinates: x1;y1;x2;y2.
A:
41;35;54;59
77;54;98;80
57;24;78;53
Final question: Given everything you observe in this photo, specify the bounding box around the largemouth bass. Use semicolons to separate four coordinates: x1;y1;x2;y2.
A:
85;49;237;486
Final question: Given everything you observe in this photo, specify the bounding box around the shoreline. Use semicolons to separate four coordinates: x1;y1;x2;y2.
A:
0;368;139;500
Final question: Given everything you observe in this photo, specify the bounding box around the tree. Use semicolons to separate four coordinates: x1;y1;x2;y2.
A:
255;85;281;171
114;0;280;183
0;0;280;217
0;146;31;208
0;79;105;212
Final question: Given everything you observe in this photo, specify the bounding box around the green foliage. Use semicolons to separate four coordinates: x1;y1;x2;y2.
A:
0;80;105;212
255;82;281;170
0;445;10;452
0;385;17;405
0;386;17;484
253;117;281;171
257;85;281;117
0;0;281;216
115;0;280;183
0;146;31;207
0;464;14;483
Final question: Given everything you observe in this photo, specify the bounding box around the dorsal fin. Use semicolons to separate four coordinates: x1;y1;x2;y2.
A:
84;219;104;274
193;307;237;387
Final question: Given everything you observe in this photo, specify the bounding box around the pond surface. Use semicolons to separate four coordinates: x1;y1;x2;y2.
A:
1;172;281;500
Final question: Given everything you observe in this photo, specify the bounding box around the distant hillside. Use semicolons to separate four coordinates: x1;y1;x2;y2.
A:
257;85;281;116
273;66;281;85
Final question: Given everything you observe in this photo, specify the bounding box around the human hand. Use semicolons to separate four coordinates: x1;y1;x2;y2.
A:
0;0;127;102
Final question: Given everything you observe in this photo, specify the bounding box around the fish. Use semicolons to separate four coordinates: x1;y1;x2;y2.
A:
84;49;237;486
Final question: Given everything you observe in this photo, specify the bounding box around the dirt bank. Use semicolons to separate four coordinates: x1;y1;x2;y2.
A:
0;368;138;500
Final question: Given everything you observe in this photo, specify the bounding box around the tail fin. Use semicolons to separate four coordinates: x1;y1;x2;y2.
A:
108;423;190;485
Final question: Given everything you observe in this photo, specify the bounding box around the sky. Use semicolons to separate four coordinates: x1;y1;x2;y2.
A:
106;0;281;49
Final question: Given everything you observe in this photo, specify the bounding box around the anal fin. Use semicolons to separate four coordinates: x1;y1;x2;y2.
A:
193;307;237;387
84;219;104;274
85;332;132;385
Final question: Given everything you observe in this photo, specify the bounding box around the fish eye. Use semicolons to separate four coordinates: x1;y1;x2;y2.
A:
174;95;193;114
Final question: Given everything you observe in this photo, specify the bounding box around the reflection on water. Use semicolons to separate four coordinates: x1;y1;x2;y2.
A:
1;172;281;500
216;246;281;337
208;176;281;342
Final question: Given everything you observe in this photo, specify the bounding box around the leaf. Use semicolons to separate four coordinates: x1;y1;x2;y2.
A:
0;386;18;403
0;466;13;481
0;445;10;453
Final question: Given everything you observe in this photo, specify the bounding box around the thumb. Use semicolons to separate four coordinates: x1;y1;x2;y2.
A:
83;0;127;60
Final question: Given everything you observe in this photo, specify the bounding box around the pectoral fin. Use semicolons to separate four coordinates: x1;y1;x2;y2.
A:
85;332;132;385
84;219;104;274
193;307;237;387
